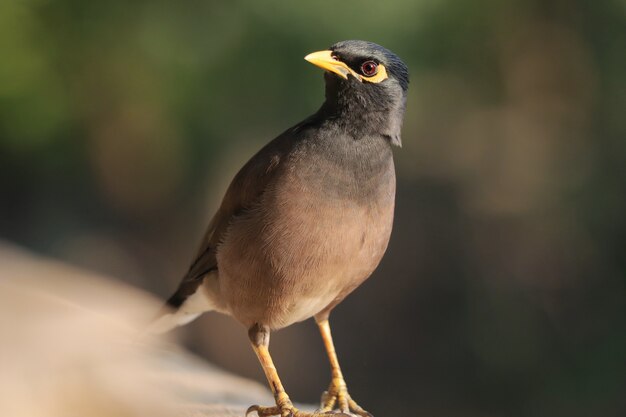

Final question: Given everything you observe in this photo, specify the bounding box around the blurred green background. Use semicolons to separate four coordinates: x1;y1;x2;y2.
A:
1;0;625;416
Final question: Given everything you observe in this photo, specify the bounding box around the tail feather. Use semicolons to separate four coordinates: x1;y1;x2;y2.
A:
146;272;218;335
146;309;201;334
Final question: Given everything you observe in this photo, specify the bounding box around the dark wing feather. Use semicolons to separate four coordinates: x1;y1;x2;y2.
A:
166;131;296;308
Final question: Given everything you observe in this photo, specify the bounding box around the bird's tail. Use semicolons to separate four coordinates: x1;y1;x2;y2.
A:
145;272;219;335
144;306;201;335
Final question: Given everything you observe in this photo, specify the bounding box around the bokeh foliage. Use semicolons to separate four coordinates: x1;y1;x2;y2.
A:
1;1;625;416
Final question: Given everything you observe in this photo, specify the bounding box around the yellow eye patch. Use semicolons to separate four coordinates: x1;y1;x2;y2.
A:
360;64;388;83
304;50;389;84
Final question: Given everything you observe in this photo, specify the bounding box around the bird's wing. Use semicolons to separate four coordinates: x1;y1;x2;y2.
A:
166;132;296;308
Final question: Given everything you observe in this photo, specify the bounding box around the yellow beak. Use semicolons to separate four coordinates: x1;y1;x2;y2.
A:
304;50;360;81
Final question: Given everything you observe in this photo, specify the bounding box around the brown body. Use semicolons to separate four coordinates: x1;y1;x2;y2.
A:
214;129;395;329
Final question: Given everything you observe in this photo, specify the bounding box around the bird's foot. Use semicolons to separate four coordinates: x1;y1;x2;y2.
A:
247;402;350;417
318;379;372;417
246;404;291;417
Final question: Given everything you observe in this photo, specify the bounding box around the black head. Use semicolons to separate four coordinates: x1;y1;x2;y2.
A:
305;40;409;146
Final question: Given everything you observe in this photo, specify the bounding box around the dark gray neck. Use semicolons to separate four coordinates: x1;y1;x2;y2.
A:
318;74;406;147
294;128;395;202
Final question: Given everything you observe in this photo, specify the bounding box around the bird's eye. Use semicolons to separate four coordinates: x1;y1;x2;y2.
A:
360;61;378;76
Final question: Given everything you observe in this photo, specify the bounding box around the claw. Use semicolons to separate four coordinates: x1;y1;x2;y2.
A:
246;404;284;417
318;384;372;417
318;390;336;412
246;403;299;417
347;398;373;417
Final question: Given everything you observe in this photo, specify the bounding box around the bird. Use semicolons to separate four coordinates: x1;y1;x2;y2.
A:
150;40;409;417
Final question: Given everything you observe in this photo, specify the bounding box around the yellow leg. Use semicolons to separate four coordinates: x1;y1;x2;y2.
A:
247;324;296;417
317;319;373;417
247;324;344;417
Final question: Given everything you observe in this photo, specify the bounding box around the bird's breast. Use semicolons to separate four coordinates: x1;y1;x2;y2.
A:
217;137;396;329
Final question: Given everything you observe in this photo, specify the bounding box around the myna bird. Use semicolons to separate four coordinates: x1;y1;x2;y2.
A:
151;40;409;417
